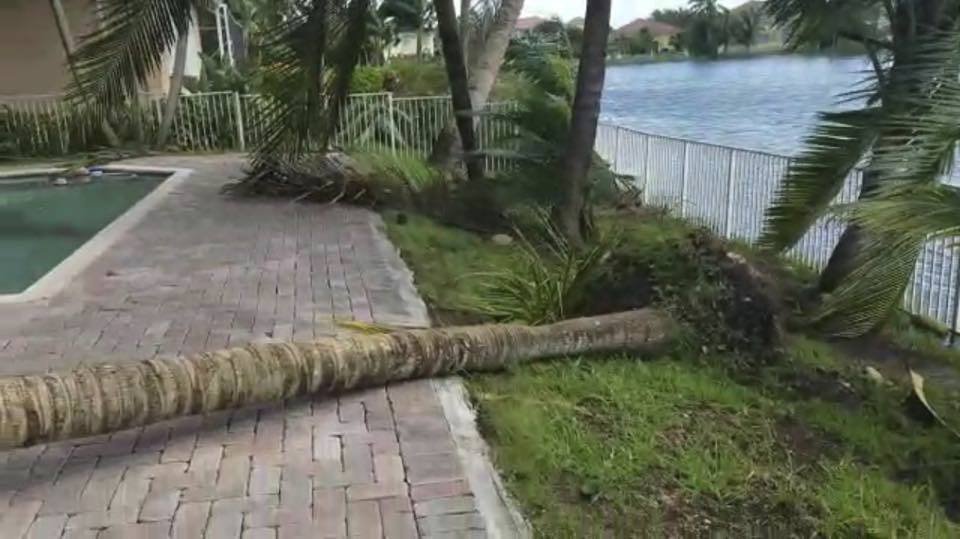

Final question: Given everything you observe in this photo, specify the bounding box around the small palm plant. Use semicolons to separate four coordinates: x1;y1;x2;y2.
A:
467;213;615;325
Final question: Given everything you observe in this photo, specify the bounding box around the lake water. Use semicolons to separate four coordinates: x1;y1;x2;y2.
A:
601;55;871;156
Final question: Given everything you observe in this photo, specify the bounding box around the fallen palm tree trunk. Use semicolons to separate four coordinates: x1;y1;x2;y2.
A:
0;310;672;449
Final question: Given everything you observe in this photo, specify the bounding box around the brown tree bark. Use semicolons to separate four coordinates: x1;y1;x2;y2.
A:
432;0;483;181
817;0;951;293
0;310;673;448
430;0;524;168
557;0;611;246
155;34;190;148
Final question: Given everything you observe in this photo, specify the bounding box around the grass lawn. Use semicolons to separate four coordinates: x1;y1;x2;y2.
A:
385;211;960;537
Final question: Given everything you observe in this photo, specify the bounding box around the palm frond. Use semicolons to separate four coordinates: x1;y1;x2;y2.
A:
248;0;370;174
843;183;960;242
765;0;889;50
759;107;878;251
811;230;922;337
350;150;446;192
68;0;205;111
465;211;615;324
805;29;960;336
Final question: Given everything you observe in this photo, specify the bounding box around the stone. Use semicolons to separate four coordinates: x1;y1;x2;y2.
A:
65;166;90;178
491;234;513;246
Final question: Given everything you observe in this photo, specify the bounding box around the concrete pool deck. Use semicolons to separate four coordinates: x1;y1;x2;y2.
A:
0;155;524;538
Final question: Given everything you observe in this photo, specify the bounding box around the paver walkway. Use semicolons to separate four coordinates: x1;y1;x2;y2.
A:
0;156;491;538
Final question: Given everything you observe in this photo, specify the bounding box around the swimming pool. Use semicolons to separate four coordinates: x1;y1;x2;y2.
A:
0;171;167;295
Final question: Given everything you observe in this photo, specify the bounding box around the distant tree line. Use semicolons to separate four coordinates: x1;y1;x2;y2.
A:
652;1;764;58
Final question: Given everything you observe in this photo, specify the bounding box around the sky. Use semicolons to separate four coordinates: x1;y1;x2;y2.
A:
521;1;744;28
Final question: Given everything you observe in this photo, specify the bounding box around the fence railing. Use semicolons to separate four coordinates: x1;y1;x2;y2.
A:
4;90;958;332
1;91;515;162
595;123;960;333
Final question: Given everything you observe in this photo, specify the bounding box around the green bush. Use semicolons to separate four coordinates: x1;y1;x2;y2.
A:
466;217;615;325
387;59;449;96
350;65;388;94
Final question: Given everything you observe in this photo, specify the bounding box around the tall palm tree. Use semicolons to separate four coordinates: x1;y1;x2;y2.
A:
734;6;761;53
429;0;525;168
379;0;435;58
689;0;722;56
155;34;189;147
557;0;612;246
761;0;960;335
433;0;483;181
0;310;671;448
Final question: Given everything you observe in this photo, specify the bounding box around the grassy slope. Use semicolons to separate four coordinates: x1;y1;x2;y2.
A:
384;211;960;537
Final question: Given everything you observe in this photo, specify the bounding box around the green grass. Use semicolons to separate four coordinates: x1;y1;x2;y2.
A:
468;352;958;537
385;212;960;537
382;211;517;317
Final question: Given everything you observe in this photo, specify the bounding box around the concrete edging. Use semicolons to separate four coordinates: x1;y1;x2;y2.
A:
0;165;193;304
374;213;530;538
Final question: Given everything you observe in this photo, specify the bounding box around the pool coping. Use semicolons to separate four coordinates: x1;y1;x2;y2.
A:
0;165;193;304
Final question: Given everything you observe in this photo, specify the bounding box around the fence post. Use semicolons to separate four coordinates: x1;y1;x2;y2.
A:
723;149;736;237
949;253;960;347
233;92;246;152
387;93;397;155
679;141;689;217
612;126;621;173
641;135;650;205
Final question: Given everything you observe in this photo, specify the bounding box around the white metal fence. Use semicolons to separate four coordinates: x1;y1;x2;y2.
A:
0;91;515;162
595;123;960;333
3;90;958;331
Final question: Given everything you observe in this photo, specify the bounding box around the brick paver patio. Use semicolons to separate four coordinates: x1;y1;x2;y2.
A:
0;156;490;538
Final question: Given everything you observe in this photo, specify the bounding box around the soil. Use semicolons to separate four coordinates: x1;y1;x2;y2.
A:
776;417;839;464
835;337;960;392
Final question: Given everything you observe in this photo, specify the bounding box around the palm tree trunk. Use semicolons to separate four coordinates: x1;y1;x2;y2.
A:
0;310;671;448
430;0;525;168
460;0;472;48
416;0;426;60
48;0;121;148
433;0;483;181
156;34;190;148
817;0;950;293
557;0;612;247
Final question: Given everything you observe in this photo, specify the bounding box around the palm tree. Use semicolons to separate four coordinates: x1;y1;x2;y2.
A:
429;0;526;169
0;310;671;448
734;7;761;53
761;0;960;335
688;0;722;55
379;0;435;58
155;34;189;148
557;0;612;246
433;0;483;181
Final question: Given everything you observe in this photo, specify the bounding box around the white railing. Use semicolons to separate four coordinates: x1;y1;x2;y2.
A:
596;123;960;333
1;91;515;161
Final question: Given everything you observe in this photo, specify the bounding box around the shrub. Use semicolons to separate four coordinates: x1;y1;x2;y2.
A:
466;216;615;325
350;65;387;94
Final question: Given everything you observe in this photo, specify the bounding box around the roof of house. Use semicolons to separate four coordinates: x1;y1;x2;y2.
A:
515;16;549;31
614;18;682;38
